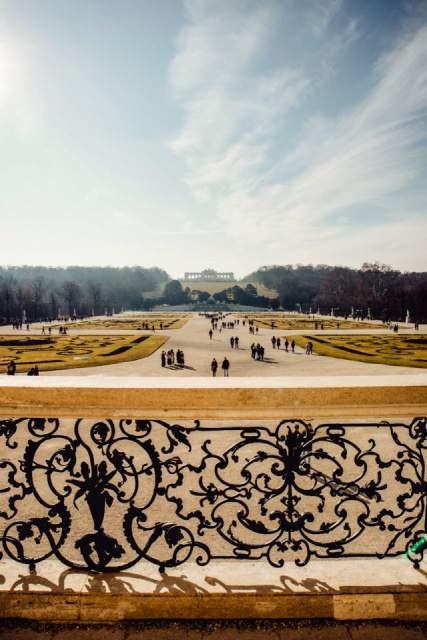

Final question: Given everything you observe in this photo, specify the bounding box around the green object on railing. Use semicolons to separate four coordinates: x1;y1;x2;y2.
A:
407;536;427;556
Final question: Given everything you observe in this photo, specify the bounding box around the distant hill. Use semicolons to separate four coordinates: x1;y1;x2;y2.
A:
179;281;278;299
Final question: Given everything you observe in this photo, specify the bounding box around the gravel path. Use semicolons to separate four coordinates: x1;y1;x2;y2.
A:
8;313;422;378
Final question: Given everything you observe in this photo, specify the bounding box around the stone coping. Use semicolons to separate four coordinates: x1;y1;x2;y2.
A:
1;374;426;388
0;558;426;622
1;375;426;419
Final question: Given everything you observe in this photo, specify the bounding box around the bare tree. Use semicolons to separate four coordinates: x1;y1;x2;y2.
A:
318;267;356;313
87;281;102;315
58;281;82;315
357;262;399;317
31;276;47;318
0;284;16;321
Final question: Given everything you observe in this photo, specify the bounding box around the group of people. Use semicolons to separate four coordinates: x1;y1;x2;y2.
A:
211;357;230;376
271;337;295;351
141;322;160;331
161;349;185;367
222;320;237;329
251;343;265;360
6;360;39;376
27;366;39;376
40;325;69;334
229;336;239;348
12;322;31;331
248;325;259;335
305;341;314;354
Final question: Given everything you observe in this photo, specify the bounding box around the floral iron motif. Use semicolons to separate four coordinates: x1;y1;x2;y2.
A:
0;417;426;572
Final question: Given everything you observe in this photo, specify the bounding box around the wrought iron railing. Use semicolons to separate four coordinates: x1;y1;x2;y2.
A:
0;417;426;573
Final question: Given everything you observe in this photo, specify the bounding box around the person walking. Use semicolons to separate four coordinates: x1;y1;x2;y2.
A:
211;358;218;377
271;336;276;349
276;337;281;349
291;340;295;352
209;329;213;340
222;357;230;377
230;336;234;349
285;339;289;352
234;336;239;348
161;351;166;367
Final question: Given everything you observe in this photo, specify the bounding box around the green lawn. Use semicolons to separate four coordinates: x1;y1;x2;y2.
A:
179;281;278;298
288;334;427;368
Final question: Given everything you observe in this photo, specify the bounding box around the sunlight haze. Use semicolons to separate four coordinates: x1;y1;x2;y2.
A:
1;0;426;277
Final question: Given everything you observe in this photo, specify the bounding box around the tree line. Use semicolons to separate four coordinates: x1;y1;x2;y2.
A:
0;265;169;322
244;263;427;321
1;262;426;324
160;280;272;308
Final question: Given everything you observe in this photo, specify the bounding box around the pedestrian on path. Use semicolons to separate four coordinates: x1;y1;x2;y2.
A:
234;336;239;348
222;357;230;376
276;337;281;349
161;351;166;367
271;336;276;348
211;358;218;377
291;340;295;352
230;336;234;348
209;329;213;339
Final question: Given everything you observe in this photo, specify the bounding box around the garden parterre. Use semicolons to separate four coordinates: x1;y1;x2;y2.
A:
0;334;168;372
290;334;427;368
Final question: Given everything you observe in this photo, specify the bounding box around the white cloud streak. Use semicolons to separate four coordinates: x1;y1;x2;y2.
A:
308;0;342;37
169;1;427;270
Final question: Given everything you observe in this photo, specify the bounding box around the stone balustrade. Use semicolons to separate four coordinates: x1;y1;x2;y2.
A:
0;375;426;622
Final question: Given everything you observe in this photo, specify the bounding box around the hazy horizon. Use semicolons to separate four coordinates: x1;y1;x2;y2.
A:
1;0;426;277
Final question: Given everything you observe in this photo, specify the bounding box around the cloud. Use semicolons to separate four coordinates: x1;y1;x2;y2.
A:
112;211;139;226
151;228;225;235
86;182;113;203
169;2;427;270
308;0;342;37
169;0;281;94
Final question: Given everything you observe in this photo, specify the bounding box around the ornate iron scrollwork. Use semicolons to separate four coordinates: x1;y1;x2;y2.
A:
0;417;426;572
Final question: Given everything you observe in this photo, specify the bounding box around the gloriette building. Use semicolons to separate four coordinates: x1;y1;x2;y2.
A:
183;269;234;282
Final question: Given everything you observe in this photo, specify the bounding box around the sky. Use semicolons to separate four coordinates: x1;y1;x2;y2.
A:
0;0;426;279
